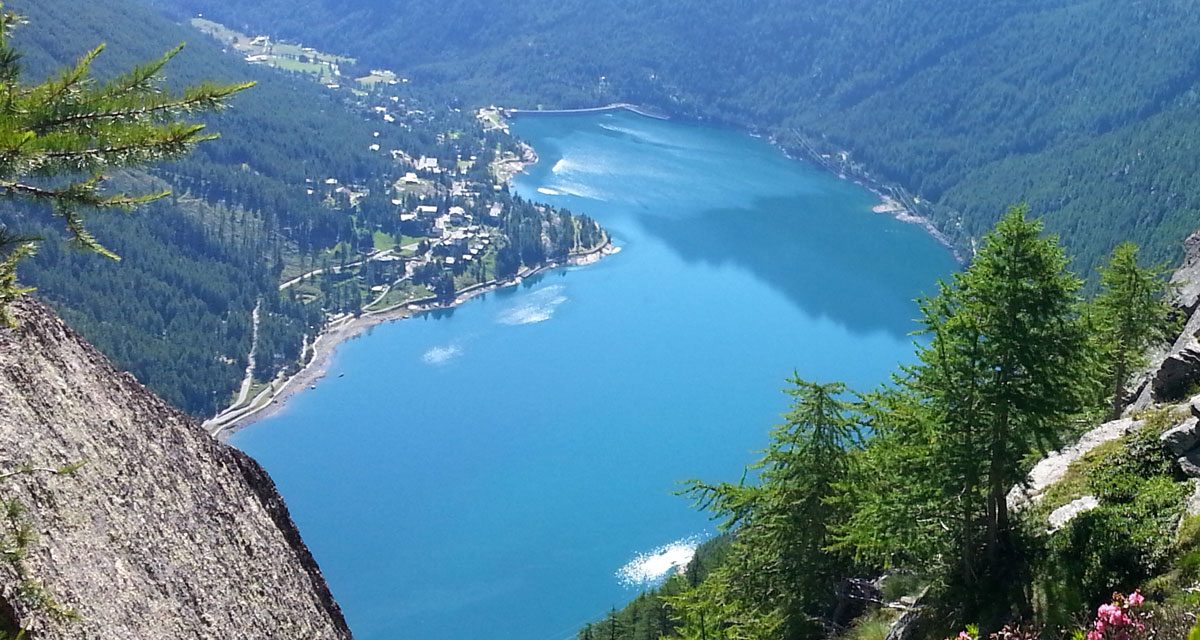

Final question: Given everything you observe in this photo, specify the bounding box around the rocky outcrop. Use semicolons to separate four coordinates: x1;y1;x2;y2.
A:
1007;417;1140;512
1161;414;1200;457
1130;231;1200;410
0;298;351;639
1047;496;1100;532
1154;397;1200;479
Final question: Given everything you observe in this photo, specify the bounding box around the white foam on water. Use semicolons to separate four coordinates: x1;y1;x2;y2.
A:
550;158;573;174
616;536;701;588
536;187;563;196
498;285;568;326
421;344;462;365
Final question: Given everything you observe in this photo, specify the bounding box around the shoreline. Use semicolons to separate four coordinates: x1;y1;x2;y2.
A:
770;134;964;263
208;240;620;439
506;102;670;121
505;102;961;263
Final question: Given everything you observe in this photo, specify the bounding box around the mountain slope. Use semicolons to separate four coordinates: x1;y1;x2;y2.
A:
155;0;1200;274
0;296;350;639
2;0;388;416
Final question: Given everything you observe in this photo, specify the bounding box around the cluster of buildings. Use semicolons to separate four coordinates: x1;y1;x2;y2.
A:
404;203;503;267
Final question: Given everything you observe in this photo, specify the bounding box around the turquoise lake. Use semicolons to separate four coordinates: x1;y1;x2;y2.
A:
231;110;958;640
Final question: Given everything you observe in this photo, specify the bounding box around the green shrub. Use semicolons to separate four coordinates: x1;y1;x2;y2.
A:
1089;420;1178;483
838;609;896;640
1039;477;1186;626
881;572;926;603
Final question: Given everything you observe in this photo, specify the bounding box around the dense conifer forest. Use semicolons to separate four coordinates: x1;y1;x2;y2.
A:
156;0;1200;276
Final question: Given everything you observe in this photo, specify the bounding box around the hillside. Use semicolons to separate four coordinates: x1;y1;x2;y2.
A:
0;296;350;639
4;0;386;416
154;0;1200;275
3;0;606;419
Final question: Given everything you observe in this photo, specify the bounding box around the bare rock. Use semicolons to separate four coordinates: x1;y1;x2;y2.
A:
1128;231;1200;412
1150;338;1200;404
1179;450;1200;478
1048;496;1100;532
1185;480;1200;517
1172;230;1200;315
1008;418;1139;512
1161;416;1200;456
885;608;922;640
0;298;351;639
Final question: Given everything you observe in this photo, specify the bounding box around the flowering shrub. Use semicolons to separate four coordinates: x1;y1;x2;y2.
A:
946;591;1189;640
1083;591;1146;640
949;623;1039;640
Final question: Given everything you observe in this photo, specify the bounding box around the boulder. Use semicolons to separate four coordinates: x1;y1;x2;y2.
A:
1161;416;1200;456
1150;338;1200;403
1048;496;1100;532
1179;450;1200;478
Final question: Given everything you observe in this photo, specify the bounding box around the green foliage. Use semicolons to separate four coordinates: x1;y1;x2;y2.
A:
1092;242;1176;416
0;232;32;326
1039;477;1186;626
673;378;863;639
1030;418;1185;629
157;0;1200;277
0;0;249;263
840;207;1093;628
836;610;895;640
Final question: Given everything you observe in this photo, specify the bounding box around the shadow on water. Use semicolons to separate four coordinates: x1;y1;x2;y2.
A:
638;196;953;339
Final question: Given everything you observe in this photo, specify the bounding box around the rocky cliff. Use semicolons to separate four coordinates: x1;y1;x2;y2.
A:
0;297;351;639
1131;230;1200;409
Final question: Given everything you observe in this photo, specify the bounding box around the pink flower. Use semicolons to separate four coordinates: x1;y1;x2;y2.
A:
1127;591;1144;607
958;633;971;640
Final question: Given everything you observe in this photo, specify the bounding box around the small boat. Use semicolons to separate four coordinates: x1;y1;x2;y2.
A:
310;384;317;390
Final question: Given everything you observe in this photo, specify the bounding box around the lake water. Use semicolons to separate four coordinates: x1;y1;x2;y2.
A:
231;110;957;640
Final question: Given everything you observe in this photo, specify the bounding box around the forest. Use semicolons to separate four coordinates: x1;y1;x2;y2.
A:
154;0;1200;278
1;0;605;417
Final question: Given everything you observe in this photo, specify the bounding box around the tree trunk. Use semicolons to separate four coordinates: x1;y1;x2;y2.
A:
1110;358;1128;421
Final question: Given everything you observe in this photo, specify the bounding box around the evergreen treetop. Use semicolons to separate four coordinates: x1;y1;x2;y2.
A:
0;1;250;324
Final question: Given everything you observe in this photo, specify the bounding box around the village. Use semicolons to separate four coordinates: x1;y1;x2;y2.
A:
190;17;580;319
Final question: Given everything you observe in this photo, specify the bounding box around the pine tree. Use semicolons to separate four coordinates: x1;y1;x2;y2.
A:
675;377;862;639
838;206;1091;626
0;2;251;324
1093;241;1175;418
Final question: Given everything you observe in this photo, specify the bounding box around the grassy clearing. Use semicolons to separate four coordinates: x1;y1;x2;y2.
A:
365;282;432;311
273;57;328;75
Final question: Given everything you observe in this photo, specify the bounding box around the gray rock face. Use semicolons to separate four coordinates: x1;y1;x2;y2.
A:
1008;417;1139;512
0;298;351;639
1173;230;1200;315
1149;338;1200;404
1162;416;1200;456
1048;496;1100;532
1130;231;1200;412
1179;451;1200;478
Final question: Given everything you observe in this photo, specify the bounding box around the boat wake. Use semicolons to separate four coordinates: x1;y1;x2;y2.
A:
421;344;463;365
498;285;568;325
616;536;702;588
